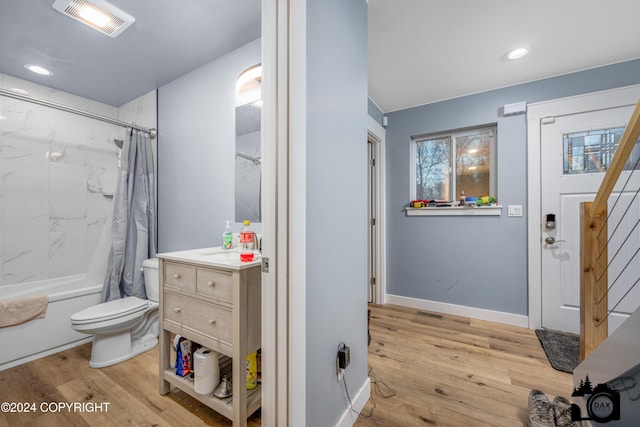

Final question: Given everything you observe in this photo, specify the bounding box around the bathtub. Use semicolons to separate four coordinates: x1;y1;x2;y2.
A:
0;275;102;371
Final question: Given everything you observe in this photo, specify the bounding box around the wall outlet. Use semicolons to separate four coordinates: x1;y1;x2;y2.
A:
336;343;350;382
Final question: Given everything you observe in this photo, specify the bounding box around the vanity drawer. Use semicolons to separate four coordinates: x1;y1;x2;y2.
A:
164;292;232;344
164;262;196;292
197;268;233;303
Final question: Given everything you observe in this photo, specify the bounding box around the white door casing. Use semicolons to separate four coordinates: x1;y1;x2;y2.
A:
528;84;640;331
368;115;386;305
540;106;640;333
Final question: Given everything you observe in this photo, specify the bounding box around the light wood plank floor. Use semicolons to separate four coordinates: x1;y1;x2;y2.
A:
355;304;574;426
0;304;573;426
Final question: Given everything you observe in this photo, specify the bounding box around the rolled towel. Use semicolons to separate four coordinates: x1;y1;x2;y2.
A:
0;295;49;328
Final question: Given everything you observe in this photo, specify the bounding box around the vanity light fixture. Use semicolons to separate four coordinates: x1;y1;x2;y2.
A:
507;47;529;60
236;65;262;94
52;0;135;38
24;64;54;76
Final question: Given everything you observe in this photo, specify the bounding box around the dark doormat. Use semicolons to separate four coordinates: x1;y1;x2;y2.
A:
535;329;580;373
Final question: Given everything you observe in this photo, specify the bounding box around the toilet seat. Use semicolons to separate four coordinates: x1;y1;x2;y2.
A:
70;296;149;325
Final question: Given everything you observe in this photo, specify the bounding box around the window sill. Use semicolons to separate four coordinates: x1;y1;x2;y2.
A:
406;205;503;216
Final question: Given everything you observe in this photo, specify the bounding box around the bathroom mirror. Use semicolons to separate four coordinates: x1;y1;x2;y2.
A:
235;64;262;223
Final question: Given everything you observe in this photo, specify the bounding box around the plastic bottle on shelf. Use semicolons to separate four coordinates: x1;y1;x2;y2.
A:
222;220;233;249
240;220;255;262
459;190;466;207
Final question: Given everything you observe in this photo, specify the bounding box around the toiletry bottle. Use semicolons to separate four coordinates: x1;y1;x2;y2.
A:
240;220;255;262
222;221;233;249
459;190;466;207
246;350;257;390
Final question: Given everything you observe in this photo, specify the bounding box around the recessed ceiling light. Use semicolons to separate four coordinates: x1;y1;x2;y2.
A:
52;0;135;38
24;64;54;76
9;88;29;95
507;47;529;60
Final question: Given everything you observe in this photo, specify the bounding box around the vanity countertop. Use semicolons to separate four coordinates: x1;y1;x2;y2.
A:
157;246;261;270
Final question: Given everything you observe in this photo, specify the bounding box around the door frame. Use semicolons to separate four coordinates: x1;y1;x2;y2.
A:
526;84;640;330
368;115;386;304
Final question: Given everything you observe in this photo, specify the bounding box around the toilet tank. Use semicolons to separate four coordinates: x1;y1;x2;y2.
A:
142;258;159;302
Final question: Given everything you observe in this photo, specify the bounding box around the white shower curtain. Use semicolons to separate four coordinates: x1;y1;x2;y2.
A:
102;128;156;302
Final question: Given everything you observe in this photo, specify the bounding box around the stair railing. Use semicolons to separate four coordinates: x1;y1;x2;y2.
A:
580;98;640;360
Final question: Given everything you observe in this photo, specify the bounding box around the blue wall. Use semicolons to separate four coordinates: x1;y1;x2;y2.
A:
384;59;640;316
157;39;261;252
305;0;369;425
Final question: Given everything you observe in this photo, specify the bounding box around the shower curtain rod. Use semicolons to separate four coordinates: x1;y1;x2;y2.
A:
0;88;156;139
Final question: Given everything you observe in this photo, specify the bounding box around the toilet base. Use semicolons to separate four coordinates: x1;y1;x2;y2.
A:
88;313;159;368
89;333;158;368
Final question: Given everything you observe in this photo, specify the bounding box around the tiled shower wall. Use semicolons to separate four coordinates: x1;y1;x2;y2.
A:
0;73;156;287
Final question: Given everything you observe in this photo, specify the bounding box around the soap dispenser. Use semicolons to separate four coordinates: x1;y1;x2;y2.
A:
222;221;233;249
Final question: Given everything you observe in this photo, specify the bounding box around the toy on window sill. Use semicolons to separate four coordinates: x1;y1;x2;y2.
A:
409;200;453;208
475;196;496;206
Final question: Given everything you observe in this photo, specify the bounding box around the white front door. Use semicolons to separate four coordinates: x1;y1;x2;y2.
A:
540;103;640;333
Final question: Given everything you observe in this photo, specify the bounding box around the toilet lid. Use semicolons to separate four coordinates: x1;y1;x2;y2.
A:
71;296;148;325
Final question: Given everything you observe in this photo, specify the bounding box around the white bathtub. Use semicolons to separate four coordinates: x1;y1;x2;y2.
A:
0;275;102;371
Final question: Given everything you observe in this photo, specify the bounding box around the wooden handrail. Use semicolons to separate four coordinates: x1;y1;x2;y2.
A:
591;99;640;217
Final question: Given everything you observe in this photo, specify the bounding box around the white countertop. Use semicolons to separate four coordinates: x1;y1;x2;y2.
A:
157;246;261;270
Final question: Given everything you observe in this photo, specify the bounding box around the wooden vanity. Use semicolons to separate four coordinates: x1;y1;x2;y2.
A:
157;248;261;427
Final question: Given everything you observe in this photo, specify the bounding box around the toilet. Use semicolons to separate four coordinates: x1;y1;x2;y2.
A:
70;258;160;368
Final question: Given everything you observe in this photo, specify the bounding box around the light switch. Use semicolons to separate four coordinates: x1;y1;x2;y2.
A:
508;205;523;217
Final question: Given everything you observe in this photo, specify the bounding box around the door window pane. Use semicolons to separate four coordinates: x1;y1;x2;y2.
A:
563;127;640;175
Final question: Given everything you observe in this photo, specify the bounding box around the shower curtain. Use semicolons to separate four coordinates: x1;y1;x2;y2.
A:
102;128;157;302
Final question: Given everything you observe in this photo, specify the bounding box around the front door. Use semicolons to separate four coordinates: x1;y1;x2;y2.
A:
540;103;640;333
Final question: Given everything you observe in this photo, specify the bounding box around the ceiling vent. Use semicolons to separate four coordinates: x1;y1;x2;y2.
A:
52;0;135;38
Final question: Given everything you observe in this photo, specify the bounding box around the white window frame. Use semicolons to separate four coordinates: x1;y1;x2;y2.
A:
410;125;497;202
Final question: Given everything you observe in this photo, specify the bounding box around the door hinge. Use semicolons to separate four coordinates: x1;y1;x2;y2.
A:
370;218;376;226
370;158;376;167
261;257;270;273
370;277;376;285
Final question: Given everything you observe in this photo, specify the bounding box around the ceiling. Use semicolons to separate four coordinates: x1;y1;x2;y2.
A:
2;1;640;111
369;0;640;112
0;0;261;107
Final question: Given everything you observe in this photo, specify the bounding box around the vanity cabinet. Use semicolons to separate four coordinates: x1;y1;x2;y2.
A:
157;249;261;427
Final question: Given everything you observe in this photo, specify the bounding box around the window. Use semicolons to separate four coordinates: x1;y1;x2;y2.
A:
563;127;640;175
411;125;497;201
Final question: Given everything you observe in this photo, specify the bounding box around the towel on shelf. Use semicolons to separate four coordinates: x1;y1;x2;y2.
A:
0;295;49;328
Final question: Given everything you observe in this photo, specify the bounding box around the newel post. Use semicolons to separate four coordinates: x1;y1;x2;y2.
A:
580;201;608;361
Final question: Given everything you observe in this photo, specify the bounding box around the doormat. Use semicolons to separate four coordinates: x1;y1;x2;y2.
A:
535;329;580;373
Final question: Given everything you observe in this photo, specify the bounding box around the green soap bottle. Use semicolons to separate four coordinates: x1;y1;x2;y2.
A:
222;220;233;249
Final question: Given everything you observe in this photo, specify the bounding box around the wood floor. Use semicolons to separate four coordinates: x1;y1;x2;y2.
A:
0;304;573;426
355;304;574;426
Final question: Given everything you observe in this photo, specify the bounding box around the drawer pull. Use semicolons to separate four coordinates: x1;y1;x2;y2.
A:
208;319;216;326
173;273;180;279
174;307;181;313
208;280;215;287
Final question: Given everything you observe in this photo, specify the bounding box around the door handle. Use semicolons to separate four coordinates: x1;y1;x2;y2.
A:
545;236;566;245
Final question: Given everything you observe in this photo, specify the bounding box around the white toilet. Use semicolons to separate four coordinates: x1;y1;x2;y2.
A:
71;258;160;368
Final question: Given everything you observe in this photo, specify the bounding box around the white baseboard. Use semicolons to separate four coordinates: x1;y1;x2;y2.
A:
385;294;529;328
335;377;371;427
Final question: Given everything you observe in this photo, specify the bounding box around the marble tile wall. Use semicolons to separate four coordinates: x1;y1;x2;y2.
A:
0;73;157;287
